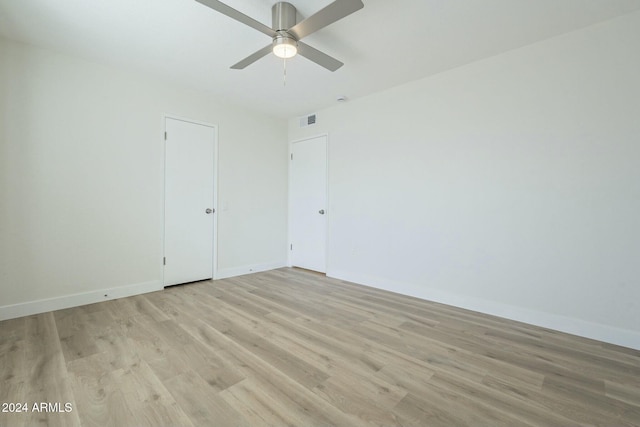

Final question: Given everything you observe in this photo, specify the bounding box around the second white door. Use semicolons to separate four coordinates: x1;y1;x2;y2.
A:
164;117;216;286
290;135;327;272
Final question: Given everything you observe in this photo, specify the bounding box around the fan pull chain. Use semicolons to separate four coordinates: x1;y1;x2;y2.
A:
283;57;287;86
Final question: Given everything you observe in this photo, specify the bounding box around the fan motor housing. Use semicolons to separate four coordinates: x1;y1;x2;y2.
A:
272;2;297;32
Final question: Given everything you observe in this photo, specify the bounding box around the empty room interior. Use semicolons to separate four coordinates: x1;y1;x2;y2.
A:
1;0;640;426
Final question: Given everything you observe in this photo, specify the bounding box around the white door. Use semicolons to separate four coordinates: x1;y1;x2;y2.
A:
291;135;327;272
164;118;216;286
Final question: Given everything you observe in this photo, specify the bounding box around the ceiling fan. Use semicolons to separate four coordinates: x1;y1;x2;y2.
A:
195;0;364;71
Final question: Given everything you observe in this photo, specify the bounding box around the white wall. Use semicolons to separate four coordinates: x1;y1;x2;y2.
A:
289;11;640;349
0;38;288;317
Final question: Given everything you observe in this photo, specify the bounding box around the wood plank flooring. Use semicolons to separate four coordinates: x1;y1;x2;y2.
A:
1;267;639;426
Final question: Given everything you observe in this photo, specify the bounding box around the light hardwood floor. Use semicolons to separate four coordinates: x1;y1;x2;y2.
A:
1;267;639;426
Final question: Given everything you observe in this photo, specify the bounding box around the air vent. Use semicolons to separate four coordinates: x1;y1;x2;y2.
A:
299;113;317;128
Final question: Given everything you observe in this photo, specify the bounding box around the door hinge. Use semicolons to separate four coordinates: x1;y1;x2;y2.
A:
164;131;167;140
290;153;293;160
163;257;166;265
290;244;293;250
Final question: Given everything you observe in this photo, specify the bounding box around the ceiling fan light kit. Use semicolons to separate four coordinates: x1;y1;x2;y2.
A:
273;32;298;59
195;0;364;71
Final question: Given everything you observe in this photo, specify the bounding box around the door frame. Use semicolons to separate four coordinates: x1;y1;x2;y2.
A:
288;133;330;272
161;115;219;285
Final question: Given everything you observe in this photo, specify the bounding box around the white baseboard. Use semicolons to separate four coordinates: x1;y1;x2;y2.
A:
215;261;287;280
0;260;288;321
0;280;163;321
328;269;640;351
5;267;637;351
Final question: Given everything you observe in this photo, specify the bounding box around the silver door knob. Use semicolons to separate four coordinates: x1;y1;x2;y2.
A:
318;209;325;215
205;208;213;214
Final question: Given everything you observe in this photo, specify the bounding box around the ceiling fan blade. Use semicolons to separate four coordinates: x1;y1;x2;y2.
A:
297;42;343;72
288;0;364;40
195;0;276;37
230;44;273;69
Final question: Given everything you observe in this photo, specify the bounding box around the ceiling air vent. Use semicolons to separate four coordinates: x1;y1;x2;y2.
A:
299;113;317;128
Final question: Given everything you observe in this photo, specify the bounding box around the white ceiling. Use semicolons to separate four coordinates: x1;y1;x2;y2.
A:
2;0;640;118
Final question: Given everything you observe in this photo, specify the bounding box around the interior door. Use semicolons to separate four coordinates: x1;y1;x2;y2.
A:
290;135;327;272
164;118;216;286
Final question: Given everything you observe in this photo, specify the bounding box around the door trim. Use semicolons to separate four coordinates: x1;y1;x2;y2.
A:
288;133;329;272
161;115;219;285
